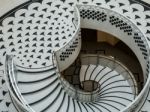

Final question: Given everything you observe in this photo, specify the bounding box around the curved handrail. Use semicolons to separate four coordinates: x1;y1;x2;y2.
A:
4;4;150;112
54;4;150;111
60;76;100;102
4;6;81;111
78;4;150;112
78;4;150;52
121;65;150;112
78;4;150;80
53;52;100;102
81;54;138;98
6;7;80;112
5;55;35;112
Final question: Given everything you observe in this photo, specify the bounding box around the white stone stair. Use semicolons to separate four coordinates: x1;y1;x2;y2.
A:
79;64;136;112
0;0;150;111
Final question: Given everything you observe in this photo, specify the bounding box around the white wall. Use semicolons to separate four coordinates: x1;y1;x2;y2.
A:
81;17;148;81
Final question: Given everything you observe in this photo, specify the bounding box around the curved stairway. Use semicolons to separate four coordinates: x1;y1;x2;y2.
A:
7;56;136;112
80;64;137;111
0;0;150;112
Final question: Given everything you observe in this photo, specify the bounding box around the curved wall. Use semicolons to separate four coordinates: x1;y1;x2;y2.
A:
79;5;149;81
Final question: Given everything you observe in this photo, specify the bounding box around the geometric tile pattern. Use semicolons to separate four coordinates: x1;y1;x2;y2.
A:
0;0;150;111
0;0;76;70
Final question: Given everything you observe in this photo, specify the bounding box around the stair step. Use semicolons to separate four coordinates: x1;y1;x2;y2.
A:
23;78;59;104
45;90;66;112
78;102;89;112
100;92;134;100
100;85;133;95
88;103;103;112
68;97;76;112
90;102;110;112
17;67;56;82
97;70;119;82
18;73;57;94
80;65;89;82
90;65;104;80
99;96;131;107
94;101;120;112
100;75;126;87
85;64;96;80
31;86;62;112
56;94;69;112
95;67;112;82
73;100;83;112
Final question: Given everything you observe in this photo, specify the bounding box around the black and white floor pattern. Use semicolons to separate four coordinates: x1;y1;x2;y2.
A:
0;0;150;112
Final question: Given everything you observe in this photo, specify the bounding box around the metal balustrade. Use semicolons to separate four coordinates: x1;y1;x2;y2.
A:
5;55;35;112
78;4;150;81
53;51;101;102
59;76;100;102
78;4;150;111
3;3;150;112
80;54;138;97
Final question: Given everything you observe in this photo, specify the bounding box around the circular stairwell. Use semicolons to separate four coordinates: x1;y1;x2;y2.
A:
80;65;136;112
1;0;150;112
79;55;138;111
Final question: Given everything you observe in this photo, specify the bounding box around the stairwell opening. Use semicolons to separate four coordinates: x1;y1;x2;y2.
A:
81;28;144;93
3;2;150;112
62;28;143;95
81;80;99;92
57;6;150;109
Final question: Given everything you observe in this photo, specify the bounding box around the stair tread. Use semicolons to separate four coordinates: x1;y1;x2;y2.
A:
18;73;57;93
17;67;56;82
90;65;104;80
80;65;89;82
23;79;60;104
31;86;62;111
85;64;96;80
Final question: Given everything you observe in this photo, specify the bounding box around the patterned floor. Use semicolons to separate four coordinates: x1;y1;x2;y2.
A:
0;0;150;112
0;0;76;71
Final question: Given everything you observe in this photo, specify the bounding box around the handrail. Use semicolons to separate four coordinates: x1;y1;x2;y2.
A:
4;6;81;111
78;4;150;112
52;52;100;102
4;5;80;111
5;55;35;112
81;54;138;98
78;4;150;81
78;4;150;53
50;6;100;102
60;76;100;102
4;4;150;112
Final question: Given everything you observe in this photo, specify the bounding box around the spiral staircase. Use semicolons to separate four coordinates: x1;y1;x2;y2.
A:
0;0;150;112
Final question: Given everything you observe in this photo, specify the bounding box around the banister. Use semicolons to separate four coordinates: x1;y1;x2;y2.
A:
5;55;35;112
